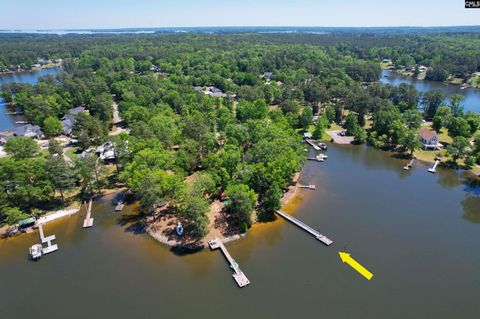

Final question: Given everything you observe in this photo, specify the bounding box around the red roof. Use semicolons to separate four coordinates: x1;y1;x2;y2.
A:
418;129;437;140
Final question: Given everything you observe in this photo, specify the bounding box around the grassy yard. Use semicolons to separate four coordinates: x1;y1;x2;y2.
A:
327;122;343;131
413;149;442;163
64;148;78;161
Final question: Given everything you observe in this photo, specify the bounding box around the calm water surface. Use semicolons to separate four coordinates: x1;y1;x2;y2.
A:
0;68;60;131
1;144;479;319
380;69;480;113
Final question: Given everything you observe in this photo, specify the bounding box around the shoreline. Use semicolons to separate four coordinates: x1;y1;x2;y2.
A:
0;64;61;76
145;172;303;250
384;68;480;89
0;187;123;238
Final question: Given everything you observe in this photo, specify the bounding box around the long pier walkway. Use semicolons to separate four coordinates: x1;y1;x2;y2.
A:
83;199;94;228
208;237;250;288
275;210;333;245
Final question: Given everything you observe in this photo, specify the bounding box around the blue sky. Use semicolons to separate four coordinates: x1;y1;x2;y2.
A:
0;0;479;29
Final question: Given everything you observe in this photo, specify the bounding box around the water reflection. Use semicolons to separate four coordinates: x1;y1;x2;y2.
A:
436;168;463;189
462;194;480;224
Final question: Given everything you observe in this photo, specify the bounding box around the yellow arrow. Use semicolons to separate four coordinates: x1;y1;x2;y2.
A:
339;252;373;280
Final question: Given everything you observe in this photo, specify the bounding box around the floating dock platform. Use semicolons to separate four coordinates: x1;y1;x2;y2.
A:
275;210;333;245
208;237;250;288
38;222;58;254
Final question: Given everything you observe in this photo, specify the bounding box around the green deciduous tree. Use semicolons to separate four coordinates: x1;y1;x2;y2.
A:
449;94;465;117
447;136;470;165
4;137;39;159
299;107;313;130
225;183;257;230
178;195;209;239
447;117;472;138
313;115;327;140
43;116;63;137
432;105;452;132
3;207;29;225
345;113;359;136
421;91;446;119
400;129;421;156
46;155;75;202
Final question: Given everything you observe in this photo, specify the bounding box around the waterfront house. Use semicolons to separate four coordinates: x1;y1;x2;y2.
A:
61;106;86;135
419;129;440;150
13;124;44;139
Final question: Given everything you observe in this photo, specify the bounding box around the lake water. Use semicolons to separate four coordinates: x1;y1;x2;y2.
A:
380;69;480;113
0;68;60;131
1;144;479;319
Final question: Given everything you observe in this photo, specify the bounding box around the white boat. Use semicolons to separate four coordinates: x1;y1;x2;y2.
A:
318;143;328;150
176;222;184;236
29;244;43;260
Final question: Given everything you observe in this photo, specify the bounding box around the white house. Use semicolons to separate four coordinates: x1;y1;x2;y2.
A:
419;129;440;150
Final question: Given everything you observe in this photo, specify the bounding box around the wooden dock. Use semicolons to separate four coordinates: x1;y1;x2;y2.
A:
305;139;321;151
275;210;333;245
208;237;250;288
38;222;58;254
403;158;416;170
299;184;316;190
82;199;94;228
428;160;440;173
307;154;327;162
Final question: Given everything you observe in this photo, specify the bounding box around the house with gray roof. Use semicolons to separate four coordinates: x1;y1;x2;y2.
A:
13;124;44;139
61;107;86;136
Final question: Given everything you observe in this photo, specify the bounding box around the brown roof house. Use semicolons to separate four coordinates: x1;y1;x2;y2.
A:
418;129;440;150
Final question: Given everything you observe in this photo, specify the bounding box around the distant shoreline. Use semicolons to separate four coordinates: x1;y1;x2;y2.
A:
0;64;61;76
